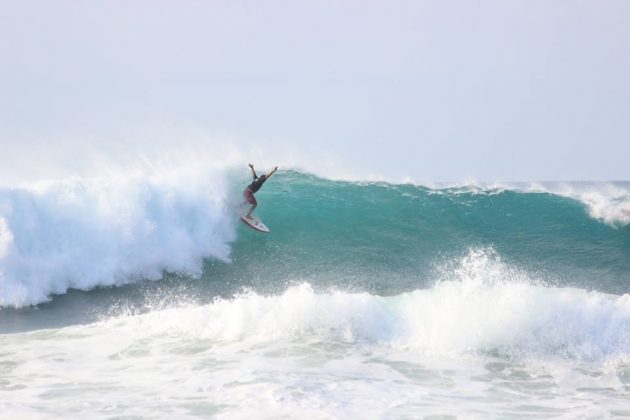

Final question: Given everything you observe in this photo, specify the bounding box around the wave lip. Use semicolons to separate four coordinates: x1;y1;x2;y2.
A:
439;181;630;227
0;171;236;308
545;182;630;227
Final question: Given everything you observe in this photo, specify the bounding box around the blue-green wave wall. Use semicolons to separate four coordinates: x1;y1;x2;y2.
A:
223;172;630;295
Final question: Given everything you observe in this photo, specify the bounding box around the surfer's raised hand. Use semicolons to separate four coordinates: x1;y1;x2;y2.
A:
248;163;258;179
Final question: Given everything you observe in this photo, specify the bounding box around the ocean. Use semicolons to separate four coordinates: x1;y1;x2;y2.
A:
0;170;629;418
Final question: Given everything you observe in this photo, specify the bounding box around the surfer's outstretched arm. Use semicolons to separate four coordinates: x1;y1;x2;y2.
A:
248;163;258;180
266;166;278;178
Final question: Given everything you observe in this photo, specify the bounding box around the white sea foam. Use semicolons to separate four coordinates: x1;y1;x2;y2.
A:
107;282;628;362
92;249;630;361
0;168;237;308
1;250;628;418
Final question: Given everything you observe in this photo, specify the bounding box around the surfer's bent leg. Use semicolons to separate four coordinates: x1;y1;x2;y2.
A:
244;188;257;217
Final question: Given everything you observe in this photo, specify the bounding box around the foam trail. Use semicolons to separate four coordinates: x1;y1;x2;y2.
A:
0;168;236;308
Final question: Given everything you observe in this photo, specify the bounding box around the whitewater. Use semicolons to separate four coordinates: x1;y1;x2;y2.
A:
1;168;629;418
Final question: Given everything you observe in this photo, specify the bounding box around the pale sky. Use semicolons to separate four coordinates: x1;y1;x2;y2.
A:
1;1;629;182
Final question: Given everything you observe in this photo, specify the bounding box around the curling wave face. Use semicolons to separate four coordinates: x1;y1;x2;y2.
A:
0;170;629;308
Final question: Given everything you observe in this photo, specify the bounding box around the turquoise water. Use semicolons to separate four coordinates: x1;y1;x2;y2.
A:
1;171;629;418
223;172;630;297
1;172;629;324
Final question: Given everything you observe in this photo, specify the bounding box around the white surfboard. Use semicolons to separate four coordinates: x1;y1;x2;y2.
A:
240;213;270;233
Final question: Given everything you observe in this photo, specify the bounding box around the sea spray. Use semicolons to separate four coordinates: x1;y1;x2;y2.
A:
0;170;236;307
77;249;630;362
64;281;629;362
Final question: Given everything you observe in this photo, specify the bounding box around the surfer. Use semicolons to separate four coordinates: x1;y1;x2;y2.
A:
243;163;278;218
